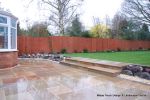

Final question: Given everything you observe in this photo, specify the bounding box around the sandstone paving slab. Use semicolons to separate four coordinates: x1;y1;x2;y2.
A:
0;59;149;100
47;84;72;96
0;89;6;100
6;92;34;100
14;71;36;77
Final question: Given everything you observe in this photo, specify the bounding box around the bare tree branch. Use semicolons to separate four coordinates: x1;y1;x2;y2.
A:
42;0;58;10
24;0;34;8
40;0;83;35
122;0;150;25
22;0;83;34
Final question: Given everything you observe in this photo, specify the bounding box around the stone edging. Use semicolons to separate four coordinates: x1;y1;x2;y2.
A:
118;74;150;85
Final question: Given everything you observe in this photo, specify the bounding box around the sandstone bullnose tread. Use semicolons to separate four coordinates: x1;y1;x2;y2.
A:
65;58;128;70
61;57;129;76
61;61;121;76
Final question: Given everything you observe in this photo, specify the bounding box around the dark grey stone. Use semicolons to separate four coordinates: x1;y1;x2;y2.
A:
137;72;150;80
122;70;133;76
19;53;65;62
43;56;49;59
143;67;150;73
123;65;143;75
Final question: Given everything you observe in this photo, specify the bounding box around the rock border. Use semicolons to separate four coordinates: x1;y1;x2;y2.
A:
19;53;66;62
119;64;150;85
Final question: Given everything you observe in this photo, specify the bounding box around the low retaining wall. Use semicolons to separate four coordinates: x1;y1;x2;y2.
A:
0;51;18;69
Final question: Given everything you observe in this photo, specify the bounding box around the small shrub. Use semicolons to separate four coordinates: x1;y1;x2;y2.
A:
106;50;112;53
74;50;78;53
61;48;67;54
83;49;88;53
128;48;132;51
138;47;143;50
117;48;121;52
148;48;150;51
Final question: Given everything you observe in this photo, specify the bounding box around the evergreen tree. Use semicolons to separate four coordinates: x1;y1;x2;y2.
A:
121;20;140;40
66;15;83;37
138;24;150;40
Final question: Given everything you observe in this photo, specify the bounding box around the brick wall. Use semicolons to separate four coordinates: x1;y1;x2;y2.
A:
0;51;18;69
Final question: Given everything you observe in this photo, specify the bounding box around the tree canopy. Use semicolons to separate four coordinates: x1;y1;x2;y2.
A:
90;24;110;38
66;15;83;36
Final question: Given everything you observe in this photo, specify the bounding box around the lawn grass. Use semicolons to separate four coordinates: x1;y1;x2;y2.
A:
64;51;150;66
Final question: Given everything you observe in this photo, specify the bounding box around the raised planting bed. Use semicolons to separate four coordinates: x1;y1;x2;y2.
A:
19;53;66;62
121;64;150;80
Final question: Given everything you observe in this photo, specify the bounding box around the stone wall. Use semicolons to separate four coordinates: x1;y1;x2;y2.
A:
0;51;18;69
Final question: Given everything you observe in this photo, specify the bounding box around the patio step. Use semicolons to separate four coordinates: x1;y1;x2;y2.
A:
65;58;127;70
60;60;122;77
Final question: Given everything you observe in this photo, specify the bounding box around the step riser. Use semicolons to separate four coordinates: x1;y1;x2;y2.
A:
94;63;121;70
61;62;120;77
89;69;119;77
65;59;122;70
60;62;88;71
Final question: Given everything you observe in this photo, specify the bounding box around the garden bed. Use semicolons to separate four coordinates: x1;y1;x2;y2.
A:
19;53;65;62
120;64;150;85
121;64;150;80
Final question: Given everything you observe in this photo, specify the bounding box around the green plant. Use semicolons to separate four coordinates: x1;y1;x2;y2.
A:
138;47;143;50
74;50;78;53
83;49;88;53
61;48;67;54
106;50;112;52
117;48;121;52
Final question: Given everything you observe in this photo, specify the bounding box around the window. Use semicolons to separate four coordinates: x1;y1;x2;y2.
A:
0;16;7;24
11;28;16;49
11;18;17;27
0;26;8;49
0;13;18;51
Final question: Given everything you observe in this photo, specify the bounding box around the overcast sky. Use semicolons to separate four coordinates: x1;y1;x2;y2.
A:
0;0;123;29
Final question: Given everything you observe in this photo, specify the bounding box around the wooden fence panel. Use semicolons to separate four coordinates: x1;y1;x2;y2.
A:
96;38;103;51
17;36;150;55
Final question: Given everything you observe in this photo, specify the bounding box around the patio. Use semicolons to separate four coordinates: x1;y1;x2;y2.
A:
0;59;150;100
